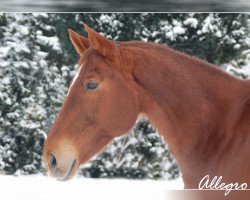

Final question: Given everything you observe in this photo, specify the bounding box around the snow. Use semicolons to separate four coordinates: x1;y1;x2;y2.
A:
5;98;12;105
173;26;186;35
226;62;250;79
232;28;246;36
234;44;241;49
0;46;11;57
183;18;198;28
37;35;61;52
165;26;186;41
0;175;184;200
202;15;215;33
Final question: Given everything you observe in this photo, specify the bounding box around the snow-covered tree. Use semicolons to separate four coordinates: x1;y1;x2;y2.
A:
0;14;69;174
81;119;179;180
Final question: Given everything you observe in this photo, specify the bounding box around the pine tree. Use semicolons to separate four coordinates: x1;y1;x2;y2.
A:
0;14;69;174
80;119;179;180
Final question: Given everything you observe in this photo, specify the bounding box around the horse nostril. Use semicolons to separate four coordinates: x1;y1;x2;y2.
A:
49;153;57;170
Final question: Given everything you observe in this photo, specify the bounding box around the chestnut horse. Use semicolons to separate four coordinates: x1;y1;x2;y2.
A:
43;24;250;188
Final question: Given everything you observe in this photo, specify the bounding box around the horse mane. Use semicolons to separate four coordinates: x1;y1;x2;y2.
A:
126;41;243;85
79;40;242;85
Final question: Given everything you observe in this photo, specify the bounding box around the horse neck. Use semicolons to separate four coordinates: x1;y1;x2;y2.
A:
130;42;249;186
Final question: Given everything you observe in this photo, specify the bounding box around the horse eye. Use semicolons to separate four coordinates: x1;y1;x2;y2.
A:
85;82;99;90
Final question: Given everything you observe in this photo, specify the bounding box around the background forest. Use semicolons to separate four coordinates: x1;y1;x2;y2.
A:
0;13;249;180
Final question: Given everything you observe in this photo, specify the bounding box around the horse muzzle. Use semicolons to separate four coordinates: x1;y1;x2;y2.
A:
43;143;79;181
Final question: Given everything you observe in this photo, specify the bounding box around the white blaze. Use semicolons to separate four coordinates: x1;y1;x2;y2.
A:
67;68;81;95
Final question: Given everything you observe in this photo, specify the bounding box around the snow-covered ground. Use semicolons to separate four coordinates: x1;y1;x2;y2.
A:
0;175;184;200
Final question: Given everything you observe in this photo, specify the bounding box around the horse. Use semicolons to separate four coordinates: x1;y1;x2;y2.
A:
43;24;250;188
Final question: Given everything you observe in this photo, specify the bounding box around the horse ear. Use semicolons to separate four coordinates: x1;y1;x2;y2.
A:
84;24;116;58
68;29;90;55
